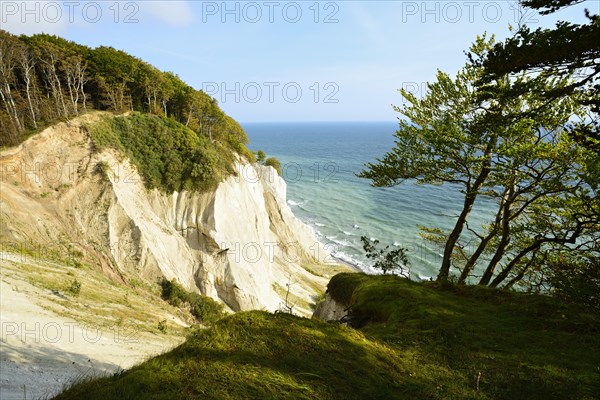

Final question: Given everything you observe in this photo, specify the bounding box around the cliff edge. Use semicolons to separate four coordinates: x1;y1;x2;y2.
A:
0;112;342;316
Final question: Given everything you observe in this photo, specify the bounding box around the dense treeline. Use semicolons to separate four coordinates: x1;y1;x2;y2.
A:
0;30;250;158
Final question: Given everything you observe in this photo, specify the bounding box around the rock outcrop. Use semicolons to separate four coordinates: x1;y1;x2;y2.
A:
312;294;349;322
0;113;331;316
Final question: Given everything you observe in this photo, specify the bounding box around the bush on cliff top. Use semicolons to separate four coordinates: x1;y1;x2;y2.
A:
87;113;237;192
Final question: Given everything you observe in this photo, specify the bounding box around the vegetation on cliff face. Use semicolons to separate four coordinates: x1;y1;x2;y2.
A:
159;278;225;324
54;273;598;400
87;113;239;192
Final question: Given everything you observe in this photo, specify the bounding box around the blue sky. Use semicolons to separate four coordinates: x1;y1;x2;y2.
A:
2;0;595;122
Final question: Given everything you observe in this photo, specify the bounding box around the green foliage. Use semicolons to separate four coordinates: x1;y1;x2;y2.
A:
87;114;236;192
327;273;599;399
240;146;257;164
159;277;189;307
327;273;369;305
359;35;598;288
0;31;252;160
254;150;281;175
157;320;167;334
55;275;599;400
159;278;224;324
361;236;411;277
479;0;599;153
94;161;110;181
67;279;81;296
265;157;282;176
547;254;600;312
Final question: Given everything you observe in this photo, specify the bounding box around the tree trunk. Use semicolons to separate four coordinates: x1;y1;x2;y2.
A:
0;83;22;132
479;176;516;285
493;222;584;287
501;254;539;289
458;187;509;283
20;58;37;129
437;136;496;282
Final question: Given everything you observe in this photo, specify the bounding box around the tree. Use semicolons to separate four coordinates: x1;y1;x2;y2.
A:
256;150;266;163
0;32;24;135
361;236;410;277
478;0;600;153
546;253;600;311
359;37;503;283
0;30;254;168
64;54;88;115
359;36;595;287
17;43;38;129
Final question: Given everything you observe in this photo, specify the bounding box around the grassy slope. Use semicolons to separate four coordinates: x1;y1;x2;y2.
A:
54;274;599;400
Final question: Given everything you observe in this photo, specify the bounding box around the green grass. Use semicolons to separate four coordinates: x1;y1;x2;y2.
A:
329;273;600;400
53;274;599;400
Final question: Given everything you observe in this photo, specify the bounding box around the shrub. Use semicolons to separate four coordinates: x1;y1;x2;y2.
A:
188;293;225;324
67;279;81;296
256;150;266;163
361;236;411;277
87;114;237;192
94;161;110;181
159;278;224;324
264;157;282;176
157;320;167;333
548;255;600;312
159;278;189;308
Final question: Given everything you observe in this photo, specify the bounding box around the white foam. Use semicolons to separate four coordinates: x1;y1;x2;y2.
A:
331;238;351;247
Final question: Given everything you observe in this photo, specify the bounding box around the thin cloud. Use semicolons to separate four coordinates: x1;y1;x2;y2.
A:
1;1;69;35
141;0;194;26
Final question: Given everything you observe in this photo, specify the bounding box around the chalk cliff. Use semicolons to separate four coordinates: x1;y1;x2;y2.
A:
0;113;332;316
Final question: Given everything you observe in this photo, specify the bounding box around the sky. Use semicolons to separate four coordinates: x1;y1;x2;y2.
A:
1;0;595;122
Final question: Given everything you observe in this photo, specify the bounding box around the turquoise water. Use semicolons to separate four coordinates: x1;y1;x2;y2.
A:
244;122;496;279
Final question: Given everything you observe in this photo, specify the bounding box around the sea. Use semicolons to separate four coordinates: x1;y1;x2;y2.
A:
243;122;497;280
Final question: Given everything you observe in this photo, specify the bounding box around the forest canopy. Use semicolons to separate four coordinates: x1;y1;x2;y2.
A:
0;30;251;161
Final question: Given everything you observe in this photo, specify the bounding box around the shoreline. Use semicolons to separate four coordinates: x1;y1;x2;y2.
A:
331;255;364;273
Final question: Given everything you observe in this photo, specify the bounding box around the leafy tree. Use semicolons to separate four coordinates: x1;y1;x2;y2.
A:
361;236;410;277
256;150;266;163
0;30;253;172
360;36;596;287
359;36;503;283
0;32;24;138
478;0;600;153
546;253;600;311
